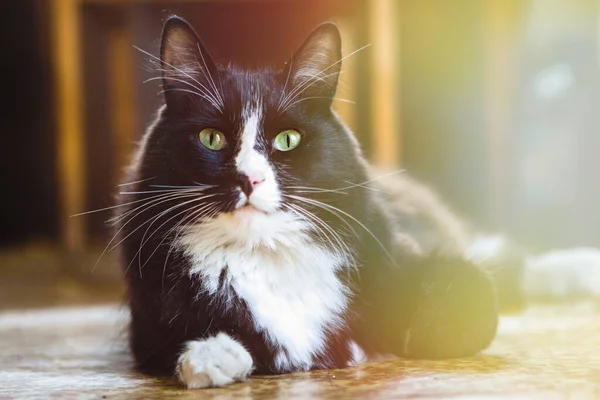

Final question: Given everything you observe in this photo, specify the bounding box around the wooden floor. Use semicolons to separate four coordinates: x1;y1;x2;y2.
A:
1;303;599;399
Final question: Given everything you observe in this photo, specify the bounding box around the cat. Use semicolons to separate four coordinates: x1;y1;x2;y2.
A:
115;16;498;389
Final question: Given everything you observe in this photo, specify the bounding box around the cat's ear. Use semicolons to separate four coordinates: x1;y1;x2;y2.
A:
160;16;220;109
284;23;342;108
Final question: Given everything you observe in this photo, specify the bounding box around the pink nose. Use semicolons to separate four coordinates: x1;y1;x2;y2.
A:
249;176;264;187
237;174;264;197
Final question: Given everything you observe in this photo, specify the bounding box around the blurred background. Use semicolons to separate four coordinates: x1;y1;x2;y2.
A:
1;0;599;309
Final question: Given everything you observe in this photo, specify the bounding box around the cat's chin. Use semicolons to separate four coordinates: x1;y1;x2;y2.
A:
236;204;268;215
179;205;308;253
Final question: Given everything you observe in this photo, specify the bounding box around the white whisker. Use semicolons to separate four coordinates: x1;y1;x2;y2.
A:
287;169;406;196
196;42;225;108
278;71;343;113
92;190;204;272
286;194;397;267
338;169;406;191
287;186;348;195
159;88;221;110
281;96;355;112
73;186;207;218
119;187;210;195
134;200;219;277
284;202;352;265
277;57;294;110
146;75;220;108
115;193;217;257
109;191;204;225
278;44;371;112
118;177;157;187
153;72;223;109
134;45;223;112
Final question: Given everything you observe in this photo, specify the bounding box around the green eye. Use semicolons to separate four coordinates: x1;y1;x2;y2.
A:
274;130;302;152
199;128;226;151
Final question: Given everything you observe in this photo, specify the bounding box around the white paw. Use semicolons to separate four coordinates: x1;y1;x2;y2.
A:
176;333;254;389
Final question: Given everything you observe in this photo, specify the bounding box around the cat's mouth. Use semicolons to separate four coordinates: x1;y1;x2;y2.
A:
233;189;279;215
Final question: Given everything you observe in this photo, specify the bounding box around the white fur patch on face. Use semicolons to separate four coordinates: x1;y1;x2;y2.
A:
179;209;350;372
234;100;281;213
176;333;253;389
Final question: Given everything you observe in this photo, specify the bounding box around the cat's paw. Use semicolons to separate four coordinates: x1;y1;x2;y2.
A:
176;333;254;389
400;256;499;359
359;255;498;360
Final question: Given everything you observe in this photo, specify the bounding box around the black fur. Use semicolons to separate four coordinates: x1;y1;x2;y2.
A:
117;16;498;380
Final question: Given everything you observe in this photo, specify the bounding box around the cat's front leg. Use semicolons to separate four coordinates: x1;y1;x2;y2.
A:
355;254;499;359
176;332;254;389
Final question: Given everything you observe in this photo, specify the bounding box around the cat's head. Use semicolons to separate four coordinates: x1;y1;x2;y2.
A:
133;16;370;248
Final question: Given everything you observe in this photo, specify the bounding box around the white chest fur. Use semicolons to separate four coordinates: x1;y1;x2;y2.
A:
178;210;350;371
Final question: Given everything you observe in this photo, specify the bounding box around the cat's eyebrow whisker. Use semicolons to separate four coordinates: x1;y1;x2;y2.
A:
150;72;222;108
135;46;218;96
159;80;221;111
280;97;355;113
278;44;371;112
134;45;224;112
159;88;222;111
278;70;342;112
277;57;294;110
278;71;344;113
196;42;225;108
145;75;219;107
280;66;340;109
285;194;397;268
136;46;215;93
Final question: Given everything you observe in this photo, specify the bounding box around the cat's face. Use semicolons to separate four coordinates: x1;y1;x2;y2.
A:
136;17;368;245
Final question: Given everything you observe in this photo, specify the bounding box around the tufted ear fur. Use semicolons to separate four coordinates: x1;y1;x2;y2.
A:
160;16;221;110
283;23;342;108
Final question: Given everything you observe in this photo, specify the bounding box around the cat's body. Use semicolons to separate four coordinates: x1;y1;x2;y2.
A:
117;17;498;388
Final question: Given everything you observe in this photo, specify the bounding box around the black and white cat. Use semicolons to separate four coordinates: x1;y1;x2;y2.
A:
116;16;498;389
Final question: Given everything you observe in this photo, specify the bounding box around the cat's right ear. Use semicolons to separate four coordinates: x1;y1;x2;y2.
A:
160;16;221;110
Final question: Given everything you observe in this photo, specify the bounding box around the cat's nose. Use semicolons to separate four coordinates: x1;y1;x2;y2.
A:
237;174;265;196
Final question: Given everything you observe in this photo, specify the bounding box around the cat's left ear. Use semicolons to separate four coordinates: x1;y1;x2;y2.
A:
160;16;220;109
284;23;342;108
